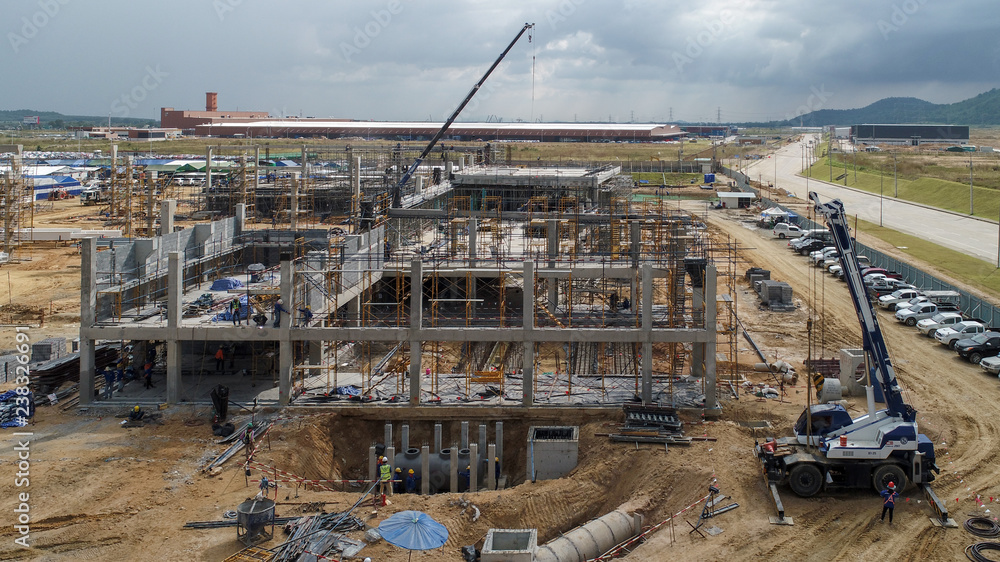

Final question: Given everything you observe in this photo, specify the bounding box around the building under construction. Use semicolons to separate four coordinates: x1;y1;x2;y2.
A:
74;143;736;414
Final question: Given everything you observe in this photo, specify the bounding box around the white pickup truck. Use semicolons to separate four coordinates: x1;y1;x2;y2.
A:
915;312;964;336
935;321;987;349
878;289;923;310
895;302;946;326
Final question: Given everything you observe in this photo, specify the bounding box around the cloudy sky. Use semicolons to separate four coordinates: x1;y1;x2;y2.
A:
5;0;999;123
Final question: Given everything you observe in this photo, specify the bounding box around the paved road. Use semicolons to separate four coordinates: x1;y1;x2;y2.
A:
739;135;999;265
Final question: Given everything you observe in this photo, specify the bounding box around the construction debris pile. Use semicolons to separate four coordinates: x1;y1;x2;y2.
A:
272;511;368;561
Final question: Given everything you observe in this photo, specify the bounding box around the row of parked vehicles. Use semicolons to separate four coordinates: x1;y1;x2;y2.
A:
775;225;1000;379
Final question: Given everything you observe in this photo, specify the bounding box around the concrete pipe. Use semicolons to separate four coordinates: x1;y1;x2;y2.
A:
534;510;638;562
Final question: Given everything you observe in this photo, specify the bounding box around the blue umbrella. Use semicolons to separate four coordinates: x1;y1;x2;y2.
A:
378;510;449;557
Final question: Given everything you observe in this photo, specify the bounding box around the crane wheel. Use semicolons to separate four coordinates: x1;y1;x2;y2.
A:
872;463;906;492
788;463;823;497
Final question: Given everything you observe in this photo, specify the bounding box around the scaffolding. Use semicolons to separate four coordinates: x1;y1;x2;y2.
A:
1;152;33;262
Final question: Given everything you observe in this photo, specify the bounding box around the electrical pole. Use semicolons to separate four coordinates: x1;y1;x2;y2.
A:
970;154;974;215
893;152;898;198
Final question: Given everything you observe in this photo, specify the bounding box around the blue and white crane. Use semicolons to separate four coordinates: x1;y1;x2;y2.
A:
757;193;948;523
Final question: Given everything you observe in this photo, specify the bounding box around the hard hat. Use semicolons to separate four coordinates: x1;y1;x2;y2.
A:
133;405;140;412
395;467;401;472
495;457;499;462
305;305;310;310
887;481;895;489
466;465;471;470
277;299;283;304
408;469;414;474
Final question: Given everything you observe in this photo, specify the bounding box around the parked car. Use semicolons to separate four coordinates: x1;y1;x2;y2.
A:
895;302;948;326
828;255;871;277
894;296;930;312
878;289;923;310
809;247;837;265
979;354;1000;376
935;321;987;348
772;223;802;239
954;331;1000;364
797;239;831;255
860;267;904;281
915;312;965;336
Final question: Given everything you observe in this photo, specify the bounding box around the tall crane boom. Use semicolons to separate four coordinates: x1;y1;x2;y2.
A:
809;192;913;421
391;22;534;208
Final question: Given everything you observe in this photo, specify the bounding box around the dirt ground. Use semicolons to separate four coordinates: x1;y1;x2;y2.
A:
2;197;1000;561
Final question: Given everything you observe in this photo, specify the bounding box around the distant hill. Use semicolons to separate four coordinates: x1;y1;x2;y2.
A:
0;109;157;129
782;88;1000;126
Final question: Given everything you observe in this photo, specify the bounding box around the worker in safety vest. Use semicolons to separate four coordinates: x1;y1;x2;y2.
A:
378;456;392;498
880;481;899;524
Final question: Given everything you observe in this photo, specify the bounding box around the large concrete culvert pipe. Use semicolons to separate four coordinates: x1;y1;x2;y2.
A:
533;510;641;562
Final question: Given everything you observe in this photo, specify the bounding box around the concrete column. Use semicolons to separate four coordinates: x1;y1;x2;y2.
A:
641;264;653;404
401;424;410;452
279;256;293;405
79;238;97;405
547;219;558;313
523;261;534;406
434;423;442;453
384;423;393;449
348;296;361;327
409;260;423;405
445;160;453;179
205;146;212;192
705;264;720;414
487;443;497;490
254;146;260;196
691;285;705;379
166;251;183;404
461;421;469;449
450;445;459;493
290;172;299;232
495;421;503;473
160;199;176;236
421;444;430;495
468;217;478;267
415;176;423;197
469;443;479;493
369;445;377;482
469;275;477;317
235;203;246;235
385;445;395;495
630;220;641;268
458;156;465;170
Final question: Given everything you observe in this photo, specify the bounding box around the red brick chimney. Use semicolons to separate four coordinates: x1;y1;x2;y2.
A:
206;92;218;112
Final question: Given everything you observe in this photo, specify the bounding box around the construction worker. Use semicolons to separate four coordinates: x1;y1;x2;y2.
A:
495;456;501;488
393;467;404;494
215;345;225;372
880;481;899;524
273;299;289;328
460;465;471;491
102;366;114;399
258;475;272;498
405;469;418;494
378;456;392;501
298;305;314;326
143;361;155;389
128;405;144;421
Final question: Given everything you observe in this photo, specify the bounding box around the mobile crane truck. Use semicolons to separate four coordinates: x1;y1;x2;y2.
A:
755;192;952;525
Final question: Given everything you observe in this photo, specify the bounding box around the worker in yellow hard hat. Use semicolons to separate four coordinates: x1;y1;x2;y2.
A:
128;405;144;421
405;468;418;494
495;456;501;488
393;467;403;494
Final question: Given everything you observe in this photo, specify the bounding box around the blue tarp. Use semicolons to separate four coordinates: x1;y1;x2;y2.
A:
213;294;249;322
336;385;361;397
274;160;299;167
378;511;449;551
0;389;34;428
211;277;244;291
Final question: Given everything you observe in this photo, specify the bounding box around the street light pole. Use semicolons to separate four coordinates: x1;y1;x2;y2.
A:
893;152;898;198
879;162;884;227
970;154;974;215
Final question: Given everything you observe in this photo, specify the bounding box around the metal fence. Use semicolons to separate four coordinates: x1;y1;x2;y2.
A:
720;166;1000;327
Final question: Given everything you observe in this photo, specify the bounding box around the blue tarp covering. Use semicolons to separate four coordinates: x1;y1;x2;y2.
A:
336;385;361;397
213;294;249;322
211;277;244;291
274;160;299;167
378;511;449;551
